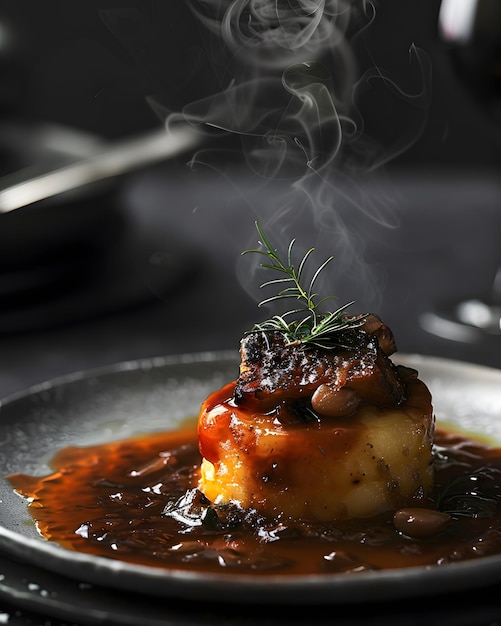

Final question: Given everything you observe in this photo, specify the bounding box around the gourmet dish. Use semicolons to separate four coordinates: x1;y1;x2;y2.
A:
198;224;435;525
8;223;501;576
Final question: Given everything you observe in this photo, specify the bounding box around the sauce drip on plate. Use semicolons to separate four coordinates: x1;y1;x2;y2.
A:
8;425;501;576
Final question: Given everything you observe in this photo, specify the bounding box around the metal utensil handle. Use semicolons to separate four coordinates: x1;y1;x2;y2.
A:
0;124;200;213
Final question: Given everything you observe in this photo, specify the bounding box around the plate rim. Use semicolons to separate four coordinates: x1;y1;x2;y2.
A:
1;351;501;605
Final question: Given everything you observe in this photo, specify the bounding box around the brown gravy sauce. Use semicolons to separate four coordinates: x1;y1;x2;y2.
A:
8;424;501;576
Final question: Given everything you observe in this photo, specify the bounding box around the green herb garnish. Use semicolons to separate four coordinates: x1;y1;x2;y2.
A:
242;221;367;349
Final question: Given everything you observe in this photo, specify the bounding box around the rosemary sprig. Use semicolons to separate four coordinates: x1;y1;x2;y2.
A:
242;221;367;349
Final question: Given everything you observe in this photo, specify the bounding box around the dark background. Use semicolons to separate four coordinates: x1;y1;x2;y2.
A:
0;0;498;168
0;0;500;400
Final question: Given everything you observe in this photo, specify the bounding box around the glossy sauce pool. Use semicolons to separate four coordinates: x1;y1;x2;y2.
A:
8;424;501;577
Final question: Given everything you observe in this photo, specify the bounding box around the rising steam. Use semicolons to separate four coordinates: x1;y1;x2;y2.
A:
103;1;431;312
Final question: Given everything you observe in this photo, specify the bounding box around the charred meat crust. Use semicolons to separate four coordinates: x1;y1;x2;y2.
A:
234;323;407;409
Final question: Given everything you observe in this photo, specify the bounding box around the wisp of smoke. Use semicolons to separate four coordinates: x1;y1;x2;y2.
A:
102;1;432;313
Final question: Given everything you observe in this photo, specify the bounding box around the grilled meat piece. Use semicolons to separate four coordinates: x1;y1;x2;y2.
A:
197;313;435;521
234;323;406;411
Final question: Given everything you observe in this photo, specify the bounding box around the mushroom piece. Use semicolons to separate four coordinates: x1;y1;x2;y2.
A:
393;507;451;538
360;314;397;356
311;384;361;417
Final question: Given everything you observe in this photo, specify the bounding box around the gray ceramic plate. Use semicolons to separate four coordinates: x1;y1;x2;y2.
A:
1;352;501;609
